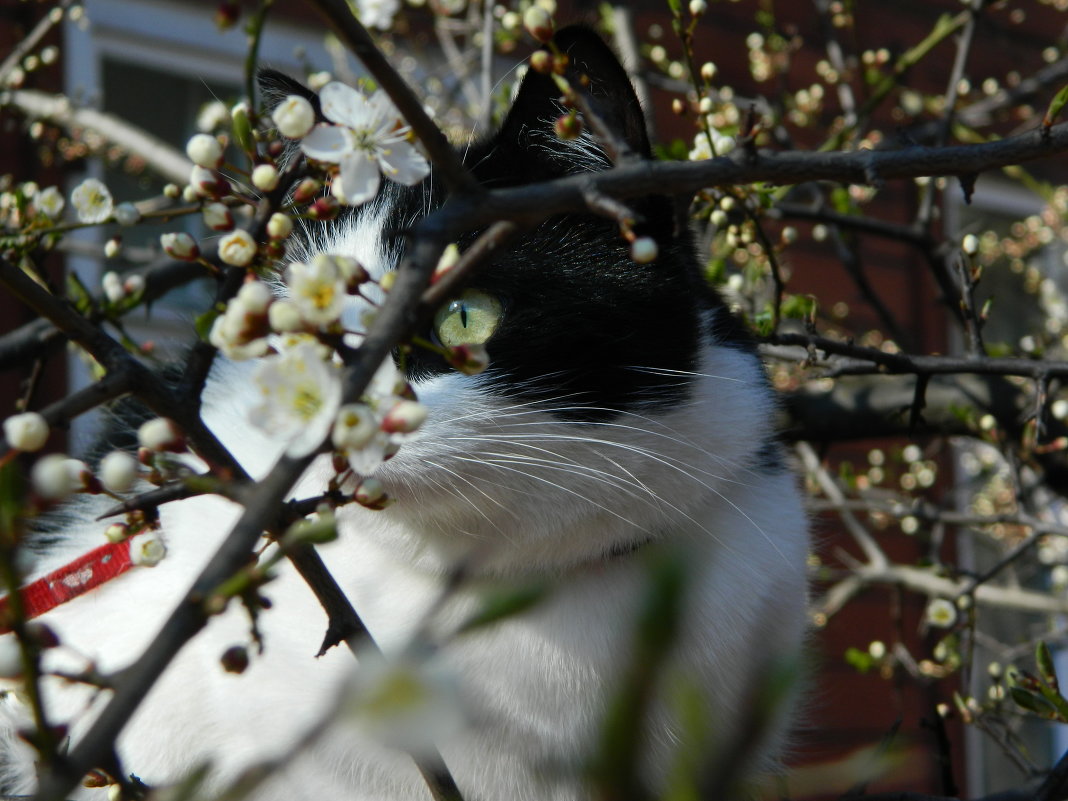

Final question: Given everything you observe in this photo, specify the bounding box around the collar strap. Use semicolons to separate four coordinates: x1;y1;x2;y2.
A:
0;538;138;634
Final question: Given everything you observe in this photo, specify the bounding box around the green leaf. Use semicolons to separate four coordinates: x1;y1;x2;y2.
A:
1044;83;1068;129
1037;641;1059;690
845;646;874;674
458;582;548;634
65;271;94;315
1010;686;1059;719
194;306;223;342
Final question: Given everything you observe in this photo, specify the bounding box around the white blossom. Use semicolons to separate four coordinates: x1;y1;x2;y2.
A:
925;598;957;629
249;339;343;457
272;95;316;139
35;186;64;219
268;300;304;333
99;450;139;493
218;229;257;267
285;255;348;326
332;403;378;451
209;281;272;360
197;100;230;133
130;532;166;567
344;649;464;756
70;178;113;223
301;82;429;207
355;0;400;30
3;412;49;451
688;130;735;161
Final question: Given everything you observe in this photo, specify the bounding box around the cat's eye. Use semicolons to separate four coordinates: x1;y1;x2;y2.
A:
433;289;503;348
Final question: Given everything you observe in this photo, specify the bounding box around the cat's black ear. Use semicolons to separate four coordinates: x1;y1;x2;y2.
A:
482;25;651;182
257;69;323;121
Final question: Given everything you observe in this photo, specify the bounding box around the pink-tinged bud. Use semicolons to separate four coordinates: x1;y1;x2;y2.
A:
265;240;287;260
310;196;340;221
160;232;200;262
215;0;240;29
293;178;322;204
381;400;428;434
137;418;185;453
355;477;389;509
189;165;227;198
529;50;554;74
447;343;490;375
220;645;249;674
554;113;583;141
202;202;234;231
523;6;554;43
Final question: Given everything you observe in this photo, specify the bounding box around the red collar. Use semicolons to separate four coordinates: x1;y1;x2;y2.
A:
0;538;139;633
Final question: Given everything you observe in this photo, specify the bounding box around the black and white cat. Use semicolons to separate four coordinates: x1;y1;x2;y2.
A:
1;27;808;801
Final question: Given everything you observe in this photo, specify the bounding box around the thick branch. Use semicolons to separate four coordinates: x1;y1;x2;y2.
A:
6;90;192;185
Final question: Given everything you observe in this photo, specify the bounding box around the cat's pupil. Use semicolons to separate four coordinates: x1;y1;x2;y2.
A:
460;305;468;328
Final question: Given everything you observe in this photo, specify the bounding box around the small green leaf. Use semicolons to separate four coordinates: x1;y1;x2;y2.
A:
1044;83;1068;129
65;272;94;315
845;646;874;674
194;306;222;342
458;582;547;634
1037;641;1059;690
1009;686;1058;718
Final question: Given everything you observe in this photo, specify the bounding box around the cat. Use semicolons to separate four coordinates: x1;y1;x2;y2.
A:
0;26;809;801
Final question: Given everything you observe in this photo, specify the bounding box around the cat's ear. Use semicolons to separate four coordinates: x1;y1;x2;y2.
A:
257;69;324;122
484;25;651;181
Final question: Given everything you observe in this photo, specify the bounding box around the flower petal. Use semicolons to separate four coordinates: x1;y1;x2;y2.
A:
339;152;381;206
377;139;430;186
320;82;370;128
301;124;355;163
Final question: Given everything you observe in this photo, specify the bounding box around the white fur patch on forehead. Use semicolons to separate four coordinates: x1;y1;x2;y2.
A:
305;197;397;282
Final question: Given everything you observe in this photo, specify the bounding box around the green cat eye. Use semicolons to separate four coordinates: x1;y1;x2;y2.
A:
433;289;503;348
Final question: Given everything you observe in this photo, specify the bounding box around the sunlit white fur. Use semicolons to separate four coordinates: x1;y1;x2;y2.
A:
0;202;809;800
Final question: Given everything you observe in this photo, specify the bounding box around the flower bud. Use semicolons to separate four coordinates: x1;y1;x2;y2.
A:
630;236;658;263
529;51;554;74
138;418;184;452
31;453;77;500
962;233;979;256
105;522;130;543
113;202;140;226
355;476;387;508
523;6;554;43
310;196;340;221
293;178;322;204
381;400;428;434
447;343;490;375
102;271;125;303
251;164;280;192
186;133;224;169
104;237;122;259
220;645;249;674
554;113;583;141
99;450;139;493
202;202;234;231
268;300;304;333
160;231;200;261
689;0;707;15
266;212;293;240
231;101;253;153
4;412;49;451
272;95;316;139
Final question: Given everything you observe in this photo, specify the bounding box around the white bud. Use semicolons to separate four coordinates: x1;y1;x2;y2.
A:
3;412;49;451
700;62;718;82
186;133;224;168
272;95;316;139
710;209;728;227
202;202;234;231
381;400;428;434
629;237;658;263
689;0;708;15
138;418;183;452
218;229;257;267
523;6;553;42
266;212;293;240
189;165;220;197
160;231;200;261
105;522;129;543
130;532;166;567
124;274;145;296
355;476;386;506
962;233;979;255
99;450;139;493
104;237;122;259
102;271;125;303
251;164;280;192
31;453;77;500
113;202;140;226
